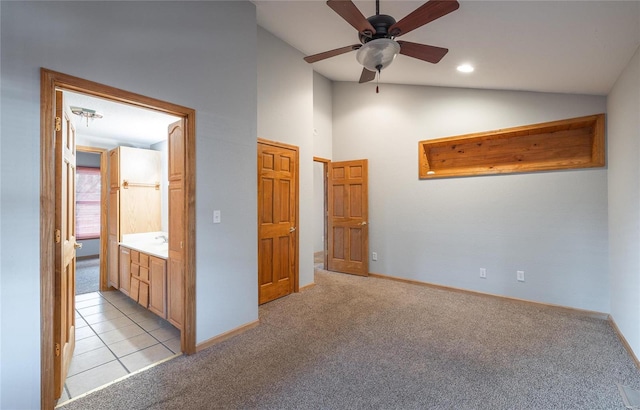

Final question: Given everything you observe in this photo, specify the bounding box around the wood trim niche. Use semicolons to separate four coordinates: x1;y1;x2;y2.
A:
419;114;605;179
40;68;197;409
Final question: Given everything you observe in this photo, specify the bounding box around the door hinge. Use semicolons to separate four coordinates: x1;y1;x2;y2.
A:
55;116;62;132
55;229;61;244
55;343;61;357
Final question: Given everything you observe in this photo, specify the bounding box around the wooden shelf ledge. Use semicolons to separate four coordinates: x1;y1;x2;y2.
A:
419;114;605;179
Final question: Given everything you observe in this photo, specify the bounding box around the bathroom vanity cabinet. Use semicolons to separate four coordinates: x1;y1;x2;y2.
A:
121;246;167;319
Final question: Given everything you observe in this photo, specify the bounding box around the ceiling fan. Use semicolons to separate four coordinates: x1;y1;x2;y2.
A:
304;0;460;84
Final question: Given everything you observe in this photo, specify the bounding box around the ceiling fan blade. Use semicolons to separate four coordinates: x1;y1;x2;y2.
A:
398;41;449;64
359;67;377;83
304;44;361;63
389;0;459;37
327;0;376;35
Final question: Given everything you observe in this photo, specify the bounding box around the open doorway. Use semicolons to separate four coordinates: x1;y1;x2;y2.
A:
318;158;370;277
54;91;181;404
75;147;106;295
40;69;196;409
313;158;329;270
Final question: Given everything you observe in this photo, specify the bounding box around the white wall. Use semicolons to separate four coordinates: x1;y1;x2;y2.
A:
257;27;315;287
608;46;640;359
312;72;333;255
313;72;333;159
333;82;609;312
0;2;257;408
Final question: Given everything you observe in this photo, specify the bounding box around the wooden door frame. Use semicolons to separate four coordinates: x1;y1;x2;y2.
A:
257;138;300;296
313;157;330;269
76;145;109;291
40;68;197;409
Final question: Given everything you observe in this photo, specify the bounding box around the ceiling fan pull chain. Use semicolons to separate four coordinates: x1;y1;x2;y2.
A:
376;65;381;94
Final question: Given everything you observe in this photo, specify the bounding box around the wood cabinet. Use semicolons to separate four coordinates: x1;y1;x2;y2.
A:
149;256;167;318
107;147;161;288
130;250;150;308
123;246;167;318
167;258;183;330
119;246;131;296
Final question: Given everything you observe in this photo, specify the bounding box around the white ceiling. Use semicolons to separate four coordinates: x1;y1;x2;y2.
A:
255;0;640;95
64;91;179;146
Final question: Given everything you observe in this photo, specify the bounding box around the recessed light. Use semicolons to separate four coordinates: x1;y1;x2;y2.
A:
457;64;474;73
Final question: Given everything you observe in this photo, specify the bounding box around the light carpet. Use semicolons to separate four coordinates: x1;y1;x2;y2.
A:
61;268;640;409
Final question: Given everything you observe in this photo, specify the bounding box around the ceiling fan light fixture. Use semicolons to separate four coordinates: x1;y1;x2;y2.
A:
356;38;400;72
70;106;104;127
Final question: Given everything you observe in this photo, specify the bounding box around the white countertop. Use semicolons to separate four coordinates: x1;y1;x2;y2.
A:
120;232;168;259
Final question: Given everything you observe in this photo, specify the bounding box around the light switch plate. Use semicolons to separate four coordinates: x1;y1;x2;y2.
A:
213;210;221;223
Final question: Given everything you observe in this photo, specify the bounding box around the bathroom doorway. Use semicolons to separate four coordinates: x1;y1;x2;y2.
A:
40;68;196;408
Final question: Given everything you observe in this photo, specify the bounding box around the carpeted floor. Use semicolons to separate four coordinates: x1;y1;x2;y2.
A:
76;257;100;295
61;268;640;409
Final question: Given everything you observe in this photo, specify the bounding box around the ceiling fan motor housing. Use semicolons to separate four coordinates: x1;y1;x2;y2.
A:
359;14;396;44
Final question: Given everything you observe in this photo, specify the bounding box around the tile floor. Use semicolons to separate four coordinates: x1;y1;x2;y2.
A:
56;290;181;406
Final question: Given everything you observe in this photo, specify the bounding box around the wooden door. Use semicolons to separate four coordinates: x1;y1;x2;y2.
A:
54;90;77;398
328;160;369;276
167;120;185;331
257;140;298;304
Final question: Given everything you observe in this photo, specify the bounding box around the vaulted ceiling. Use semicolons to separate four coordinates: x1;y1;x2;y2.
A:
255;0;640;95
66;2;640;144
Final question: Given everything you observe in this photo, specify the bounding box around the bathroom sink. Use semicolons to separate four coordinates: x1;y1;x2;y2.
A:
120;232;169;258
146;242;168;252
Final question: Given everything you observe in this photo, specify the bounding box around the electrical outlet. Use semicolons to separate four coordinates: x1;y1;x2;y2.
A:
517;270;525;282
213;210;221;224
372;252;378;261
480;268;486;278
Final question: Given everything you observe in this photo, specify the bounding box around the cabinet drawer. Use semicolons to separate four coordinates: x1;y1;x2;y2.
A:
130;250;140;264
131;263;140;277
139;266;150;282
139;253;149;268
